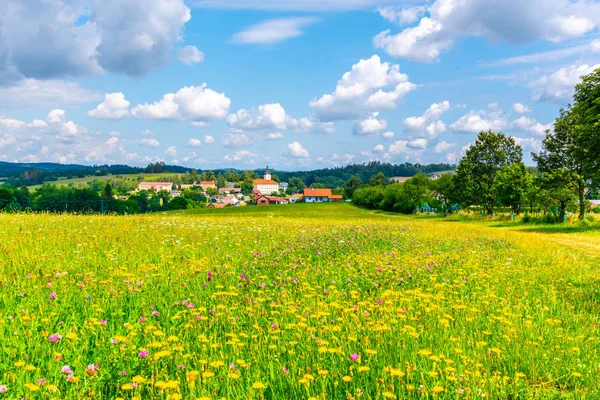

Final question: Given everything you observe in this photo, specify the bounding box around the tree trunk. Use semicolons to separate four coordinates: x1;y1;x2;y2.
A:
578;179;586;220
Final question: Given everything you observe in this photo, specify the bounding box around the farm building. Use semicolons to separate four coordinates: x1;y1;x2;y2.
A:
256;195;270;206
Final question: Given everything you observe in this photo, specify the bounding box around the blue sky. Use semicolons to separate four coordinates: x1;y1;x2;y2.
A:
0;0;599;170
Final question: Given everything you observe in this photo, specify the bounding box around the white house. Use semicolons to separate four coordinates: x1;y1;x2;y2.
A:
253;166;279;195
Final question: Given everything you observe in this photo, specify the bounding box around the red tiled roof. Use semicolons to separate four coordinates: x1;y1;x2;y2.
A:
303;188;332;197
200;181;216;185
253;179;278;185
328;195;343;199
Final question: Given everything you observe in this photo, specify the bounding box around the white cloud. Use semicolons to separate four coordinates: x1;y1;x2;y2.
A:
227;103;286;130
0;79;101;107
286;116;313;133
513;103;532;113
141;138;160;148
433;141;456;153
131;84;231;123
377;6;427;25
374;0;600;63
93;0;191;76
353;112;387;135
388;140;409;155
382;131;395;140
204;135;215;144
310;55;417;121
177;45;205;65
529;63;600;103
193;0;380;12
512;136;542;153
329;153;355;167
266;132;284;140
407;138;428;149
510;116;551;137
222;130;254;148
373;144;385;153
231;17;318;45
287;141;310;158
403;101;450;139
165;146;177;157
224;150;257;163
187;138;203;147
450;104;508;134
88;92;130;119
48;109;66;124
0;0;192;80
0;110;142;165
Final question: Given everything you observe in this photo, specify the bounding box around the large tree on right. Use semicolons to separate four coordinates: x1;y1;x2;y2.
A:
533;67;600;220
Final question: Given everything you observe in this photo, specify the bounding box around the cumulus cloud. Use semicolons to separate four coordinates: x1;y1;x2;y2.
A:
165;146;177;157
353;112;387;135
0;109;145;165
513;103;532;113
231;17;318;45
403;101;450;139
382;131;395;140
227;103;286;130
407;138;428;150
266;132;285;140
329;153;356;167
287;141;310;158
187;138;203;147
194;0;381;12
510;116;552;137
374;0;600;63
224;150;257;163
0;0;192;80
131;84;231;123
0;79;101;107
310;55;417;121
204;135;215;144
88;92;130;119
141;138;160;148
177;45;205;65
450;104;508;134
433;141;456;153
511;136;542;153
529;63;600;103
222;130;254;148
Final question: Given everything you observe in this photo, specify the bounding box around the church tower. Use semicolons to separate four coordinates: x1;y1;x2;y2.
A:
264;165;271;181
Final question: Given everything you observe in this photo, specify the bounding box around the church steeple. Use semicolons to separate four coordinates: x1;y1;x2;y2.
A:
264;165;271;180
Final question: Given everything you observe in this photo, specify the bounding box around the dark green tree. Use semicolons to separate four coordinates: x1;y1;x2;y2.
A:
533;109;589;219
345;175;363;199
454;131;523;215
369;172;387;187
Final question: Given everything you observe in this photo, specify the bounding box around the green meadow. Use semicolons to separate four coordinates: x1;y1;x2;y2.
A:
0;203;598;399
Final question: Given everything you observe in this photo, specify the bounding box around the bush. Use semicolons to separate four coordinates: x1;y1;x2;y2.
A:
522;214;531;223
168;196;190;210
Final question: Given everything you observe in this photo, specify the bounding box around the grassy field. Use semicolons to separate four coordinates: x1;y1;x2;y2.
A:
27;173;182;189
0;204;598;399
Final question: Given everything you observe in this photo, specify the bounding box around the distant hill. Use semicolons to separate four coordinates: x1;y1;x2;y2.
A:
0;160;455;188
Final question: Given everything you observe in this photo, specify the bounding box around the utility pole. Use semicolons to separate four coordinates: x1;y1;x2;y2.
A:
101;199;104;214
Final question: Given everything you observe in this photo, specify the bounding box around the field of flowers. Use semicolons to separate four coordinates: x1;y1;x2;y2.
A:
0;203;598;399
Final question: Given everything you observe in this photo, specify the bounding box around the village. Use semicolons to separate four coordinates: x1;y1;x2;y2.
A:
133;167;345;208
